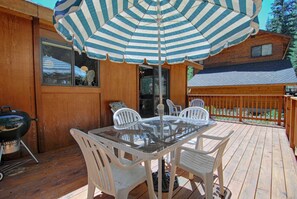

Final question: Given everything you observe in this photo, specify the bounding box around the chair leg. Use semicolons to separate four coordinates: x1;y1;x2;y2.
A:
168;163;177;199
195;136;203;150
145;161;156;199
204;174;214;199
217;164;224;196
188;172;194;180
87;181;96;199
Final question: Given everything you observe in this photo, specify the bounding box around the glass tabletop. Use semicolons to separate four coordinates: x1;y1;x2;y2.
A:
89;116;216;156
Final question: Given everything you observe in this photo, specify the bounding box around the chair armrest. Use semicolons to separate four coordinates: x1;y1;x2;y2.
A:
197;130;234;141
178;146;212;155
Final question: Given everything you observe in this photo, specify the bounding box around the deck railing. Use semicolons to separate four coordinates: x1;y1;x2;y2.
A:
187;94;285;125
285;96;297;153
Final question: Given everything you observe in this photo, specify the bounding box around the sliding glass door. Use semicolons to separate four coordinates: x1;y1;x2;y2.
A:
139;65;169;117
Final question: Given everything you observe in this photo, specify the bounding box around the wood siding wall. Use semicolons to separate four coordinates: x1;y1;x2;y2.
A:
204;31;290;68
169;63;187;108
100;61;188;127
0;9;189;152
100;60;138;127
40;88;100;151
36;28;101;152
0;11;38;152
189;85;285;95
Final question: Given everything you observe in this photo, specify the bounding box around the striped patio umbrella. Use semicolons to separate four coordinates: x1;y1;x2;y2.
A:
53;0;262;117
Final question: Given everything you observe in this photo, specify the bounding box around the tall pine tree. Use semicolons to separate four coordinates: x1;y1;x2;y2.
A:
266;0;297;73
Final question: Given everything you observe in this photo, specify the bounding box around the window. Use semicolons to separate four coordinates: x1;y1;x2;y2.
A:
251;44;272;57
41;39;99;87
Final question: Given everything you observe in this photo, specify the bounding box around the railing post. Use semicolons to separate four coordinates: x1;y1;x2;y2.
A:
209;97;212;118
284;96;287;128
286;96;291;138
239;96;243;122
277;96;283;126
290;98;297;150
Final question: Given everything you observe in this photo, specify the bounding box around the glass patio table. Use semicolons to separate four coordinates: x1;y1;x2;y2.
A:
89;115;216;199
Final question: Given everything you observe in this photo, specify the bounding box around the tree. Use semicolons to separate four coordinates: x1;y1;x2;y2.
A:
266;0;297;73
187;66;194;81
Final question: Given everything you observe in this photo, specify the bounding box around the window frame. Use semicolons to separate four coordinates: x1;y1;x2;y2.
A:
251;43;273;58
40;38;100;87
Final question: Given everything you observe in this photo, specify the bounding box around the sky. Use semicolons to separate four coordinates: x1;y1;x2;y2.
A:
28;0;274;30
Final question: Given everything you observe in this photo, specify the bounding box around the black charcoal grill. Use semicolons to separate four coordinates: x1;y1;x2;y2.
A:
0;106;38;181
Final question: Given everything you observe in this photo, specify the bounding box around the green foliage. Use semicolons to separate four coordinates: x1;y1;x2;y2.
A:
187;66;194;81
266;0;297;73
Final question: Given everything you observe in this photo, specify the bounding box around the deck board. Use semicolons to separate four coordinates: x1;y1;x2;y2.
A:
271;128;287;199
256;126;273;199
238;126;266;199
0;122;296;199
228;125;261;198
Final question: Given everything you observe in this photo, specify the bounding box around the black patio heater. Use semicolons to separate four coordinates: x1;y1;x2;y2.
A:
0;106;38;181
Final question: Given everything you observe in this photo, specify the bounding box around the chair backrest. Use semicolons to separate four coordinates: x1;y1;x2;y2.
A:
179;107;209;122
109;101;127;113
190;98;205;108
113;108;142;129
166;99;176;115
70;128;120;196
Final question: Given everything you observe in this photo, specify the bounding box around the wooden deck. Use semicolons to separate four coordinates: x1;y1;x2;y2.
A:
1;122;297;199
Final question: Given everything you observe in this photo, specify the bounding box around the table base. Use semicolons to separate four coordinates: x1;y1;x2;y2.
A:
152;171;179;192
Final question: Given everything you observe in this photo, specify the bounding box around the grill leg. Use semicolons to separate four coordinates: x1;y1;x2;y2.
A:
0;145;3;181
0;145;3;163
20;140;39;164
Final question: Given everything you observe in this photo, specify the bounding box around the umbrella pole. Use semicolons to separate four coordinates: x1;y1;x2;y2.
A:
156;0;164;196
153;0;179;195
156;0;164;126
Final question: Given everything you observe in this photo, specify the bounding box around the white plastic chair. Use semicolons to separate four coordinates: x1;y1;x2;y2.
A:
113;108;142;159
70;128;147;199
166;99;182;116
178;107;210;163
113;108;142;130
168;130;234;199
179;106;209;123
190;98;205;108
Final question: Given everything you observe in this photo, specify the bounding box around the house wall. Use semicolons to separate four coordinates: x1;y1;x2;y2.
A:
0;6;188;152
0;11;38;152
33;24;101;152
100;62;188;127
189;85;285;95
204;31;291;68
100;60;138;127
169;63;187;107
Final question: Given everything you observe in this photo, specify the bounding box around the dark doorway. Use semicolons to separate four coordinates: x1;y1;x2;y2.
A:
139;65;169;118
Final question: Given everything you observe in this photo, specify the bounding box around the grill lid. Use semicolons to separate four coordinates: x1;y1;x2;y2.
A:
0;106;31;142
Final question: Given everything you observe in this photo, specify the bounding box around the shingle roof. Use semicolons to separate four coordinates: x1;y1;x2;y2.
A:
188;60;297;87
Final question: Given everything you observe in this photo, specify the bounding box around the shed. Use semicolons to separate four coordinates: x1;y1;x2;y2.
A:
188;60;297;95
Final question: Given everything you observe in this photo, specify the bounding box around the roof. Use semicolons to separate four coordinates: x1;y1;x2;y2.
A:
188;60;297;87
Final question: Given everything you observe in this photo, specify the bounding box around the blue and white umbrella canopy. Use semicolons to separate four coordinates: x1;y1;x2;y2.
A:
53;0;262;66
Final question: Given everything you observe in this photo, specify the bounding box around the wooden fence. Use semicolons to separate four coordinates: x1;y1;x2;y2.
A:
188;94;297;153
285;96;297;153
187;94;285;125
